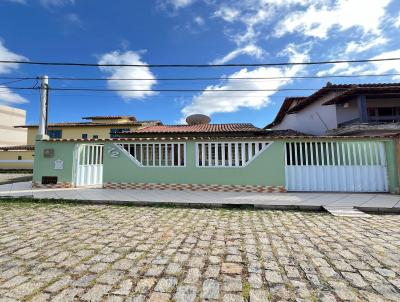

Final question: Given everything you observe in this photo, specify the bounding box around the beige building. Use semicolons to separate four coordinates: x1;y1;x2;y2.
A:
0;104;27;146
0;115;161;170
17;115;161;145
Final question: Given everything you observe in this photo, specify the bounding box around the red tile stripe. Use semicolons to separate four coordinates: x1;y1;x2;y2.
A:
103;182;287;193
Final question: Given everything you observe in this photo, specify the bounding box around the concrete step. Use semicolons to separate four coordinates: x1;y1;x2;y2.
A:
323;206;371;217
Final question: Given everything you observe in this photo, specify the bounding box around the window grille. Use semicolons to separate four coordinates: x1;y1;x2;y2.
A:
117;143;186;167
196;142;270;167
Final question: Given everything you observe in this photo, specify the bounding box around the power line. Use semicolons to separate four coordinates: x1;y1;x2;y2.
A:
1;72;400;82
1;57;400;68
1;86;357;92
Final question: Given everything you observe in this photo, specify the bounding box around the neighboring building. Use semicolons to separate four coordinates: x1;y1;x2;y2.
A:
0;115;160;170
0;104;27;146
16;115;161;145
0;105;32;170
265;82;400;136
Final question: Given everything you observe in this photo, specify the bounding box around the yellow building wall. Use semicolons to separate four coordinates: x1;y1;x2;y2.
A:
0;151;34;169
27;125;142;144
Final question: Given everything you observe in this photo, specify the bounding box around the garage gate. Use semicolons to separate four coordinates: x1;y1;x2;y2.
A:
285;141;388;192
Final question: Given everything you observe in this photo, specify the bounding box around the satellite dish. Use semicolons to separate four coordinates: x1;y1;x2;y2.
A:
186;114;211;125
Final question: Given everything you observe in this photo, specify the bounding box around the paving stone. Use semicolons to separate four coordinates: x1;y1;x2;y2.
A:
154;277;177;293
97;269;125;285
223;275;242;292
222;293;245;302
221;263;242;275
341;272;369;288
148;292;170;302
249;289;269;302
1;203;400;302
113;279;133;296
174;285;197;302
80;284;112;301
265;270;283;284
202;279;220;300
135;278;156;294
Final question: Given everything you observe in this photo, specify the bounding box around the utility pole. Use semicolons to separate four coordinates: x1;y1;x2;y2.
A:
37;75;49;140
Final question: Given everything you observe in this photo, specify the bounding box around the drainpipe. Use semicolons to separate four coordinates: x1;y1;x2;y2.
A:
36;75;49;140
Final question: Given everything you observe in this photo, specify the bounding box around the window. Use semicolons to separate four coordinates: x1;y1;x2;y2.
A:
117;143;186;167
82;133;88;139
93;135;99;139
47;129;62;139
196;142;269;167
17;156;22;160
110;128;130;138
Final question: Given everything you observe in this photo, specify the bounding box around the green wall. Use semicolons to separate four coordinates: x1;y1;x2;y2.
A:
103;141;285;186
33;141;76;183
32;139;399;193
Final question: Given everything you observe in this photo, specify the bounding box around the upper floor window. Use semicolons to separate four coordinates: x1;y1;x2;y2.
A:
93;135;99;139
110;128;130;138
47;129;62;139
82;133;88;139
367;107;400;122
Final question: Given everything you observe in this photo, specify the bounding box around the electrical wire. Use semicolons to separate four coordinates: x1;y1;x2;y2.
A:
1;57;400;68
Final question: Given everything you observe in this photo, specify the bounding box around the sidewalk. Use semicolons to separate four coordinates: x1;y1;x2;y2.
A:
0;181;399;214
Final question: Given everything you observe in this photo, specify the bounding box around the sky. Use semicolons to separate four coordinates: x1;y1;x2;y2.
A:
0;0;400;127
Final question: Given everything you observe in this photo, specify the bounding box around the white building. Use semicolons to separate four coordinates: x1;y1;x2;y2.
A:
0;104;27;146
266;82;400;136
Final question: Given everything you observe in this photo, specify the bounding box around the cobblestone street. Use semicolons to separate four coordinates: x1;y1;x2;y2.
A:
0;202;399;301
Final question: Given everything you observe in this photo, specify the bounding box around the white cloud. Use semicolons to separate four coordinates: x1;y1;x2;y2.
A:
98;50;157;100
0;86;28;104
160;0;196;10
395;14;400;28
64;13;84;28
317;48;400;78
182;44;309;118
194;16;204;26
213;6;240;23
344;36;388;54
211;44;265;65
0;40;27;74
274;0;391;38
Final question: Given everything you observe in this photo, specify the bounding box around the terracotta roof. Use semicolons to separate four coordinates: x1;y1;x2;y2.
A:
0;145;34;151
82;115;136;121
43;133;396;143
264;97;306;129
15;120;162;128
132;123;261;134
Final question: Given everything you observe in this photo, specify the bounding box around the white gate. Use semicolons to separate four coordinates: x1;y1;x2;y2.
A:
285;141;388;192
75;144;104;187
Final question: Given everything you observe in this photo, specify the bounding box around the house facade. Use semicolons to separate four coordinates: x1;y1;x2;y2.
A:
31;120;399;194
266;83;400;136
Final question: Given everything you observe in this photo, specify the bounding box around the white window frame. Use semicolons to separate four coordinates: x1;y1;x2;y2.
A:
195;141;272;168
115;142;186;168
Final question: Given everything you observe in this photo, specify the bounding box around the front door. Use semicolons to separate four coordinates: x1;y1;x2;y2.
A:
75;144;104;187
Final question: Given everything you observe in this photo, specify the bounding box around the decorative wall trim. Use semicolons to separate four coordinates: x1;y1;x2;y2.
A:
32;181;73;189
103;182;286;193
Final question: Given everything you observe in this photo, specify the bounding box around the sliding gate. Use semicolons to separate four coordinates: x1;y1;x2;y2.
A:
285;141;388;192
75;144;104;187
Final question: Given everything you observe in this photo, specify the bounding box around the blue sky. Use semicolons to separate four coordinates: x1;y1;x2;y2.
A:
0;0;400;127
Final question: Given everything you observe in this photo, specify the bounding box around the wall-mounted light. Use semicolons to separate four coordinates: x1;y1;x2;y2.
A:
343;102;350;108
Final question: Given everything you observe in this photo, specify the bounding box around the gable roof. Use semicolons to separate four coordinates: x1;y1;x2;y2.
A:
82;115;136;121
132;123;261;134
15;120;161;128
264;97;306;129
265;82;400;128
